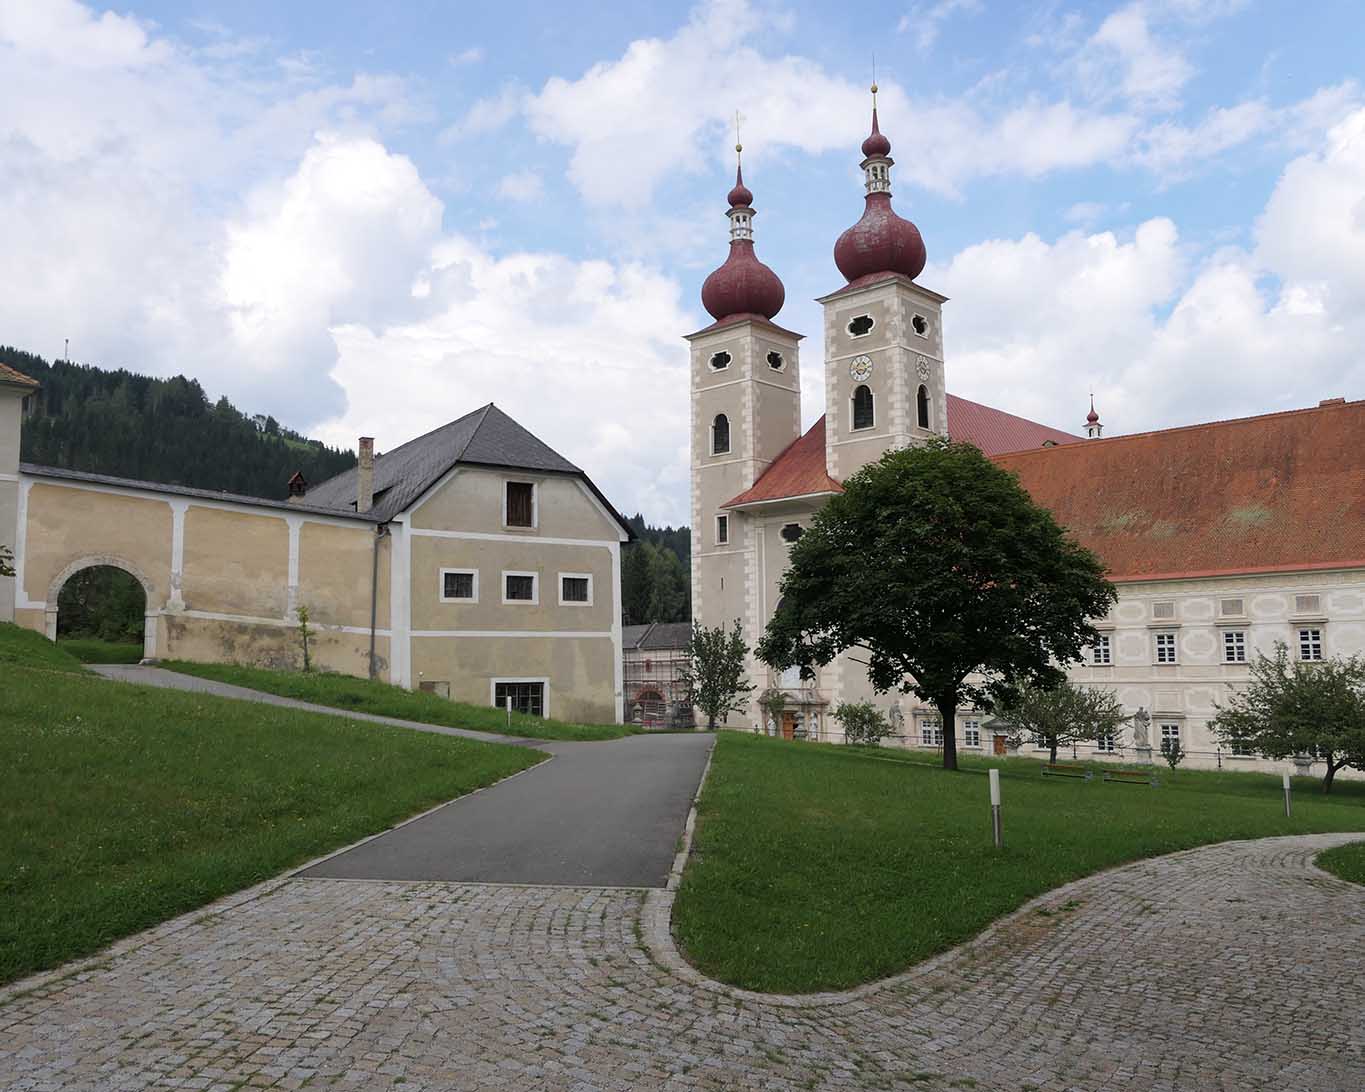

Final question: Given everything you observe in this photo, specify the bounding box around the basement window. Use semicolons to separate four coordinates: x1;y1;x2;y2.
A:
495;680;545;718
847;314;874;337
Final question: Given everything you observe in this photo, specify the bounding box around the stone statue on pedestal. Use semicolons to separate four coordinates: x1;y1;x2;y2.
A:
1132;707;1153;762
889;700;905;738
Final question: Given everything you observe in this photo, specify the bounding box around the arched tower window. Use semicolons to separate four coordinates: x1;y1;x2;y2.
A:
712;413;730;455
917;385;931;429
852;384;874;430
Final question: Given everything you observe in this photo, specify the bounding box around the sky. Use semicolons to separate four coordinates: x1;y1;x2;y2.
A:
2;0;1364;526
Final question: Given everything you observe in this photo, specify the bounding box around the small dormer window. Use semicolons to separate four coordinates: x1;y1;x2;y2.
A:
709;351;731;371
912;315;929;336
767;351;784;370
847;314;874;337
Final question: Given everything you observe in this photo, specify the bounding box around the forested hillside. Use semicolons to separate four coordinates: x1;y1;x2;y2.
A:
621;515;691;626
5;346;355;499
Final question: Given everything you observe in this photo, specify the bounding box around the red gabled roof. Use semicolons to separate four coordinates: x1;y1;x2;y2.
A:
0;362;39;389
724;395;1078;508
994;399;1365;582
947;393;1078;454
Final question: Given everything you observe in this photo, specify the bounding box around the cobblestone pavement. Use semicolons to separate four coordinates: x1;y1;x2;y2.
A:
2;834;1362;1091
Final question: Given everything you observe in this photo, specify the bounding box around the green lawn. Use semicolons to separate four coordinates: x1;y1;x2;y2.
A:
1;628;544;986
58;637;145;664
1318;841;1365;885
163;660;639;741
0;622;88;674
673;734;1365;994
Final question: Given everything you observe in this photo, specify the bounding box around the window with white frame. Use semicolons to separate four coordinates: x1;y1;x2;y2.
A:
920;717;943;746
1159;723;1181;754
1092;634;1111;665
502;571;538;604
963;719;981;748
558;573;592;606
440;568;478;603
504;480;536;528
1299;627;1323;661
1229;737;1256;757
851;384;875;430
715;514;729;545
494;680;545;717
1095;732;1117;753
1222;630;1247;663
1154;632;1178;664
711;413;731;455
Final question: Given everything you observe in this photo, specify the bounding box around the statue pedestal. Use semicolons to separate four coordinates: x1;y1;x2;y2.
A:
1293;754;1314;776
1135;744;1154;765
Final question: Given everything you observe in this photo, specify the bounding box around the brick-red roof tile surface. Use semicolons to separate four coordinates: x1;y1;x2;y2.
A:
946;393;1078;454
0;362;39;388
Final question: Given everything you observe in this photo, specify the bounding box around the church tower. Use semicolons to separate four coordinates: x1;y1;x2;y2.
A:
819;89;948;481
686;148;802;695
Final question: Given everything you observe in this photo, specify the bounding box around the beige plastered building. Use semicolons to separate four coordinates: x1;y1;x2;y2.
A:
0;388;631;725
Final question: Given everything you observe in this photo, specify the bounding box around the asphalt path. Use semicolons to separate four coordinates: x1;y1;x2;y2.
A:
93;665;714;888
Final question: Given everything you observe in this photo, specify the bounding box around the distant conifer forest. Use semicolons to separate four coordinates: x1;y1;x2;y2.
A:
5;345;692;626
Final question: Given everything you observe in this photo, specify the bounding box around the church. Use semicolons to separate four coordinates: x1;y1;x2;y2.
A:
689;94;1365;772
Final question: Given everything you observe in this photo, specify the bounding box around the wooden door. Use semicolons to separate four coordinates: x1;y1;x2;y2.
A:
781;711;797;740
992;734;1007;756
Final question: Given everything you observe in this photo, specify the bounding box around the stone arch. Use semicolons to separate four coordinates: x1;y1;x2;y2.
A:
45;554;159;661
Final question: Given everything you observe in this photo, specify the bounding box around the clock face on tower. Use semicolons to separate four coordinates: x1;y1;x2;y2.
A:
849;355;873;382
916;355;931;381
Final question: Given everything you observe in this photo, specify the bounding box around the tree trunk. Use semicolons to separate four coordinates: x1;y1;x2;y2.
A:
936;693;959;771
1322;760;1342;794
1049;739;1059;765
707;711;717;731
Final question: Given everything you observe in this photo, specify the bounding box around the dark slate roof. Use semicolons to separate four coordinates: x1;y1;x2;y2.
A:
19;463;375;521
623;621;693;650
304;403;632;533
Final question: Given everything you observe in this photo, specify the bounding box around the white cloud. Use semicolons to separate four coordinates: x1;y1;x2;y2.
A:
897;0;982;52
450;46;484;66
1075;3;1194;111
495;171;546;202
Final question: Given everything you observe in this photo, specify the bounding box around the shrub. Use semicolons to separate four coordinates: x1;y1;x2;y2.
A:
834;701;892;747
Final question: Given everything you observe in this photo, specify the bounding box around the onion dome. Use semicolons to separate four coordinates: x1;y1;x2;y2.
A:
701;150;786;322
1086;396;1100;425
833;91;927;285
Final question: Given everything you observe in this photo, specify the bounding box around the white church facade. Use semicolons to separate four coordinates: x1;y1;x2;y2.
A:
690;95;1365;773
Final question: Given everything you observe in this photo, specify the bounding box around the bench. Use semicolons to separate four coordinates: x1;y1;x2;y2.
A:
1042;763;1093;781
1103;769;1161;787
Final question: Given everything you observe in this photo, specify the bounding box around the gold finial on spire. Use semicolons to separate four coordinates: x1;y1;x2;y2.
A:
734;110;743;159
871;52;878;103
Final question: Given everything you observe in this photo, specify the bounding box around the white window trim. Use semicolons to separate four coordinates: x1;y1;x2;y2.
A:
849;385;876;432
711;414;731;456
502;479;539;531
1222;629;1247;663
766;350;786;372
558;571;594;607
490;676;550;719
708;350;732;371
915;383;932;429
501;570;539;605
846;314;876;339
438;567;479;604
963;718;982;749
1153;631;1179;664
715;513;730;546
1297;626;1325;662
1091;634;1112;665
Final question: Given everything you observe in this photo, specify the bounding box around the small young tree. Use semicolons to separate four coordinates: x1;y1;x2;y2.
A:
1162;738;1186;770
1212;643;1365;793
0;543;13;579
833;702;892;747
296;603;313;672
758;439;1116;770
680;620;756;730
999;680;1129;764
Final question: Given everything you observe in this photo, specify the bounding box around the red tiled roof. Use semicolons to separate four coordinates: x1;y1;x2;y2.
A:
994;399;1365;582
947;393;1078;454
0;362;39;389
724;395;1078;508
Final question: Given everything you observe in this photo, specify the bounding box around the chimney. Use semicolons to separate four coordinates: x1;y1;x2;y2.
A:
1319;397;1345;407
357;437;375;514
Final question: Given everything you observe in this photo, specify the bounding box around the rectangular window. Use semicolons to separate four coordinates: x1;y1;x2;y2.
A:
1220;598;1244;617
494;681;545;718
503;571;538;604
505;481;536;528
1222;630;1246;663
1091;634;1112;665
1151;601;1176;620
440;568;478;602
1160;723;1181;754
715;514;729;545
1294;594;1321;615
1299;627;1323;661
1154;632;1177;664
1229;738;1255;757
559;573;592;606
920;717;943;746
1095;732;1116;753
963;719;981;749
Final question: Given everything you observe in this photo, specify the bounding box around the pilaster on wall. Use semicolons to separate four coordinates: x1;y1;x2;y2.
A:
168;500;188;611
388;517;412;688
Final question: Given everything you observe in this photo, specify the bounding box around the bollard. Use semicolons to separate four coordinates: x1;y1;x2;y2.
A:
1282;770;1292;819
506;695;513;732
989;768;1003;849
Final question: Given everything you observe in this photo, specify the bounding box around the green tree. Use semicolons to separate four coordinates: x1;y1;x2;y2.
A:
620;540;658;625
1212;643;1365;793
999;679;1129;764
645;542;688;623
0;544;13;579
681;620;756;730
832;701;893;747
757;439;1116;771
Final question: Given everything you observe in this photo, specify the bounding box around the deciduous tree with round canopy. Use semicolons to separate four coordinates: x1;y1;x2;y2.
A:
757;438;1116;770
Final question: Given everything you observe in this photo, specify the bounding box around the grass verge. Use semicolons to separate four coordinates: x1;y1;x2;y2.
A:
163;660;638;741
672;733;1365;994
0;622;87;674
58;637;145;664
1;656;543;987
1318;840;1365;885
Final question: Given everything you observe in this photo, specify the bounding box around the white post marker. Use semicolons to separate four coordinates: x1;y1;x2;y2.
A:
1283;770;1292;819
989;768;1003;849
506;695;513;732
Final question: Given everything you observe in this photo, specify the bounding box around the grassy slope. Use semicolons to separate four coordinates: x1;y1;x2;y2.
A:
164;660;638;741
58;637;144;664
1;648;543;986
673;734;1365;994
0;623;88;674
1318;841;1365;885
